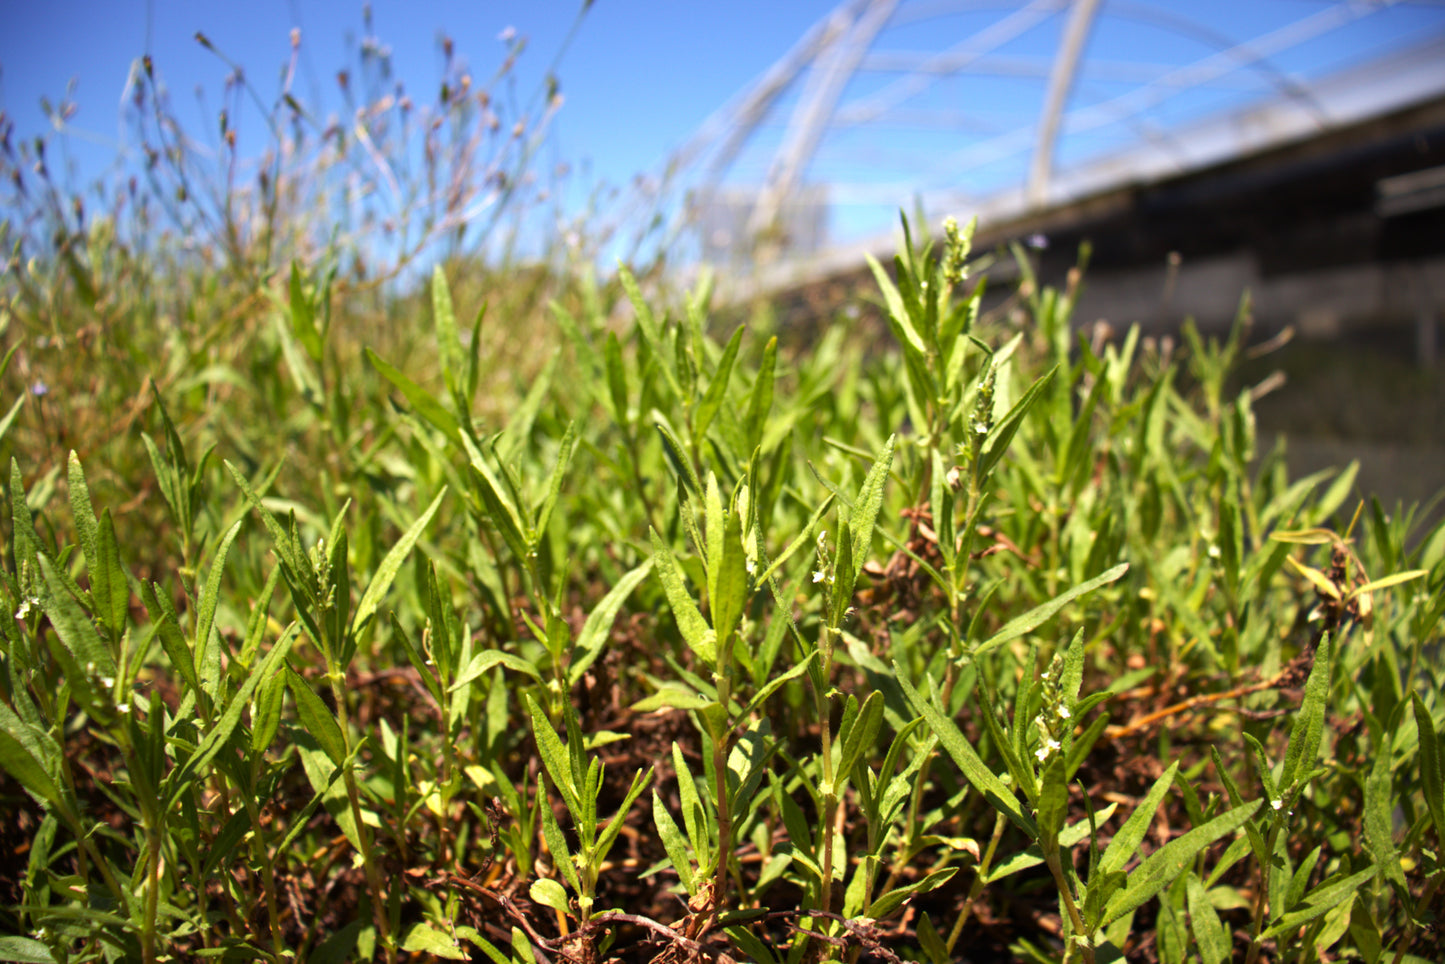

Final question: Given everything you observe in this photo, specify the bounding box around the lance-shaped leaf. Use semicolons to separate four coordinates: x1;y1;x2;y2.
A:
866;252;927;356
1102;799;1262;925
695;324;744;443
0;700;66;813
744;336;777;454
977;365;1057;479
707;487;748;650
1099;761;1181;877
467;453;529;564
650;529;715;666
286;664;348;768
352;486;447;636
897;666;1037;837
1414;693;1445;841
1187;873;1231;964
653;790;695;893
37;555;114;711
165;624;298;808
845;435;895;591
431;266;464;399
537;776;583;896
974;563;1129;657
618;263;683;399
526;694;582;819
194;519;243;697
1281;634;1331;791
365;347;463;448
595;766;654;863
568;558;653;684
1261;866;1376;939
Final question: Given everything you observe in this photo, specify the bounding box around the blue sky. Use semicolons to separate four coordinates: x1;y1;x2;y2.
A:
4;1;1445;256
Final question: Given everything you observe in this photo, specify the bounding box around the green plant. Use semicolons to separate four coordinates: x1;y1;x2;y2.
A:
2;185;1443;964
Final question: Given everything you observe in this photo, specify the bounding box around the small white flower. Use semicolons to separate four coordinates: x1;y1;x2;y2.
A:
101;676;115;690
746;559;756;575
1271;799;1283;811
1208;543;1221;559
813;570;827;584
1035;738;1061;763
1058;706;1071;720
116;703;131;715
498;25;517;42
14;598;34;620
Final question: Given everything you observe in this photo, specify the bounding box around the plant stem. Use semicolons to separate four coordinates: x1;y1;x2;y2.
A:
1045;849;1095;964
328;669;395;962
1244;822;1282;964
947;810;1006;952
1388;872;1440;964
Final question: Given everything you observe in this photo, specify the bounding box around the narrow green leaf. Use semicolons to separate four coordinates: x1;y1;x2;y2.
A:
526;694;581;819
866;867;957;921
286;664;348;767
743;651;817;717
695;324;744;443
0;396;25;446
1281;634;1331;791
975;563;1128;657
194;519;243;695
604;331;629;425
365;347;462;447
431;266;464;398
846;435;896;590
866;252;926;356
744;336;778;454
654;419;703;498
897;666;1036;837
352;486;447;636
466;451;529;563
536;783;583;895
1413;693;1445;839
978;365;1058;479
251;664;287;754
1100;762;1181;877
618;263;682;399
650;529;715;666
89;509;129;640
0;935;59;963
1262;866;1375;939
1364;725;1406;888
596;766;654;861
66;452;101;585
1102;800;1263;925
166;624;298;808
1186;873;1230;964
288;260;322;361
1350;569;1428;598
711;499;748;648
653;790;695;893
0;701;64;810
568;558;653;684
984;804;1119;882
37;554;114;709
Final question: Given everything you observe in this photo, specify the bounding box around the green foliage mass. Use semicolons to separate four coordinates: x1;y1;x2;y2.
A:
1;210;1443;964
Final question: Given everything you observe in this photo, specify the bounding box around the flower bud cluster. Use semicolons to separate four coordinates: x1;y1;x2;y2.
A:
812;529;834;586
963;365;997;466
942;215;974;288
1033;652;1073;765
